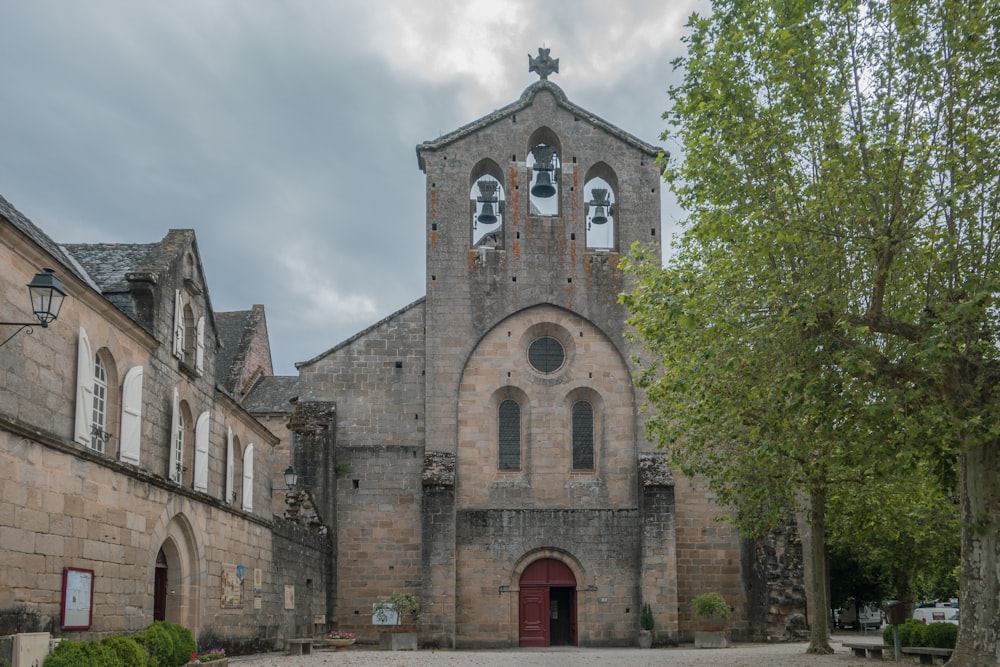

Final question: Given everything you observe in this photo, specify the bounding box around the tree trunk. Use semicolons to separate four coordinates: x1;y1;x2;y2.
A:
947;441;1000;666
806;484;833;654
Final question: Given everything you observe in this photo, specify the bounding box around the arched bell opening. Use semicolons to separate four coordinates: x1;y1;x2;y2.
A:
583;164;619;250
470;160;506;247
527;129;562;217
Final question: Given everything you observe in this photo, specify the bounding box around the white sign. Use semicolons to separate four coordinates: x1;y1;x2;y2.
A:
372;602;400;626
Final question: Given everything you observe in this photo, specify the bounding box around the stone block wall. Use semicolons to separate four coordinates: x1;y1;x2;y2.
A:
453;508;642;648
271;519;331;640
331;445;424;640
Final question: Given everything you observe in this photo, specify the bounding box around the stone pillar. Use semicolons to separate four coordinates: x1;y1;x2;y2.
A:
639;453;678;645
422;452;456;648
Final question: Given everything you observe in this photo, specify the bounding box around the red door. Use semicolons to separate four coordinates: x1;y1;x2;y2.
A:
519;587;548;646
518;559;577;646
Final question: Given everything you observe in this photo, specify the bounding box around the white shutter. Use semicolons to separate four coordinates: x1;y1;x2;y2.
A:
242;443;254;512
74;328;94;445
172;290;184;359
193;411;210;492
225;427;234;504
195;316;205;375
168;387;181;481
119;366;143;465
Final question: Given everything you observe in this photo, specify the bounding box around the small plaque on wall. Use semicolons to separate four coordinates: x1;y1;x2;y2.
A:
284;585;295;610
61;567;94;630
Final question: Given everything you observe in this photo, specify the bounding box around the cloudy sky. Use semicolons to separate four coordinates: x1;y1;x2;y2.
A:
0;1;704;375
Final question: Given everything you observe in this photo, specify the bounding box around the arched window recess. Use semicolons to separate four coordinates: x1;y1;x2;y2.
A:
528;143;561;216
471;175;505;247
584;173;617;250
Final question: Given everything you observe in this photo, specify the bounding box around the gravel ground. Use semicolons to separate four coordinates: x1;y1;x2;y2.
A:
228;633;878;667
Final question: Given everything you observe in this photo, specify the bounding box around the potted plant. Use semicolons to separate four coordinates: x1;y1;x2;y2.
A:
639;602;654;648
324;630;357;650
693;592;731;648
375;592;422;651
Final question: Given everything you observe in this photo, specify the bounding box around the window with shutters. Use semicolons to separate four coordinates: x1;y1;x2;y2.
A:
89;354;108;453
498;399;521;470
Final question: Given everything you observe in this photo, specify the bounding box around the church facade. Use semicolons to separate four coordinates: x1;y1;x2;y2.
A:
291;52;805;648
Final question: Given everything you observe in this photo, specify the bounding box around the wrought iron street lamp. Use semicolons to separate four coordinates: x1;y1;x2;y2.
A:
1;268;67;347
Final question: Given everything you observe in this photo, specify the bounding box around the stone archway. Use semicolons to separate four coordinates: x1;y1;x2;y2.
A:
516;556;581;647
151;513;201;632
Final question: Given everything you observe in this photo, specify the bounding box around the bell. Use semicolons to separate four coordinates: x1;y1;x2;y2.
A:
531;170;556;198
477;201;497;226
590;206;608;225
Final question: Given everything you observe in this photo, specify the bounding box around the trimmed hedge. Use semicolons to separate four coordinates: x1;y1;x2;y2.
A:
43;622;195;667
882;618;958;650
43;639;123;667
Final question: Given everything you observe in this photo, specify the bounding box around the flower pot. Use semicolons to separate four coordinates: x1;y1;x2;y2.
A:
324;637;356;650
638;629;653;649
694;629;731;648
187;660;228;667
380;631;417;651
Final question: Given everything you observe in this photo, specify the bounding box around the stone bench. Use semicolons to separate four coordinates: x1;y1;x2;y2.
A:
842;642;890;659
901;647;953;664
285;638;313;655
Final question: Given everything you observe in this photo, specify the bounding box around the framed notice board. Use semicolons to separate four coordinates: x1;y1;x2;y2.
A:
61;567;94;630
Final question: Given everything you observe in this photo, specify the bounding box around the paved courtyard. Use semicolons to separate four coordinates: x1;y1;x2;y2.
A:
229;634;878;666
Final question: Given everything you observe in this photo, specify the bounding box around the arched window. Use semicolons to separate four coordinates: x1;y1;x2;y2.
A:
571;401;594;470
527;129;562;217
242;443;255;512
168;389;185;483
585;177;616;249
183;304;196;365
471;174;505;247
89;354;109;453
498;399;521;470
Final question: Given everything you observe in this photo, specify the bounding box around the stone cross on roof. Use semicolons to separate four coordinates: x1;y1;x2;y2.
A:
529;47;559;80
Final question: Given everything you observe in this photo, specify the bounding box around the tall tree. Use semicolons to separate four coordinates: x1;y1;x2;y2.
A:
623;0;1000;663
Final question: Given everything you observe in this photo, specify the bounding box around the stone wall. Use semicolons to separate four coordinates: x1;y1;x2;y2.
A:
271;518;331;640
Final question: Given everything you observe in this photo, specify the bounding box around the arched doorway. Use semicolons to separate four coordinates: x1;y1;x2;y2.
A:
153;548;168;621
518;558;577;647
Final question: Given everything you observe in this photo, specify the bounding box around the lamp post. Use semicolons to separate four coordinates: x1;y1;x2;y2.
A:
1;268;67;347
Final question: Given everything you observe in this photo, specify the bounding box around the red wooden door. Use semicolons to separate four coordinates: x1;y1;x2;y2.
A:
519;586;548;646
518;559;577;646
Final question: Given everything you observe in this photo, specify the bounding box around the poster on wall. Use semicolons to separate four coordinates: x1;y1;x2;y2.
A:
221;563;244;608
60;567;94;630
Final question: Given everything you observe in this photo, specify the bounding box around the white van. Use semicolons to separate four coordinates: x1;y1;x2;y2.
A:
913;602;959;625
837;602;884;630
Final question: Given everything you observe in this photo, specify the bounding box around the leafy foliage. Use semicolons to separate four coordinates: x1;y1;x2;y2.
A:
924;621;959;649
692;593;731;620
640;602;654;631
43;640;123;667
625;0;1000;657
101;635;149;667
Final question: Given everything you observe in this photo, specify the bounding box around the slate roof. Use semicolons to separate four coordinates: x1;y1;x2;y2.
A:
215;309;254;388
416;79;665;170
242;376;299;414
0;193;87;284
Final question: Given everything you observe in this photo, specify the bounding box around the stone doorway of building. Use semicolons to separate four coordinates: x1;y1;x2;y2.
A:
518;558;577;647
153;548;168;621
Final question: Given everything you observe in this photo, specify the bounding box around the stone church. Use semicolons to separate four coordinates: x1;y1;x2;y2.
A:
289;50;805;648
0;49;804;654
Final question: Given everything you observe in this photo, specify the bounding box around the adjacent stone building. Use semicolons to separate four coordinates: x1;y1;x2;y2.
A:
0;196;326;649
290;52;805;648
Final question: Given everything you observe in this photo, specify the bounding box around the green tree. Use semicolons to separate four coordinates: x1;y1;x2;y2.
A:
623;0;1000;663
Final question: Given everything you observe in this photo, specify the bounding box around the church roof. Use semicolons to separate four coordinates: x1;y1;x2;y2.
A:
215;309;255;388
416;79;664;171
242;375;299;414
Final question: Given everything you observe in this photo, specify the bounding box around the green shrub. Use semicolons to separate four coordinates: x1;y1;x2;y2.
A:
692;592;731;621
43;639;123;667
898;619;928;647
923;622;958;649
102;634;150;666
142;622;176;666
640;602;654;631
166;623;196;665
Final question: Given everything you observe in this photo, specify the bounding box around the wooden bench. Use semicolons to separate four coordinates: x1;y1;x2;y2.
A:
843;642;890;659
901;647;953;664
285;638;313;655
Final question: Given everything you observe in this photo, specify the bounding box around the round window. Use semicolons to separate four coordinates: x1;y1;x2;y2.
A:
528;336;565;373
